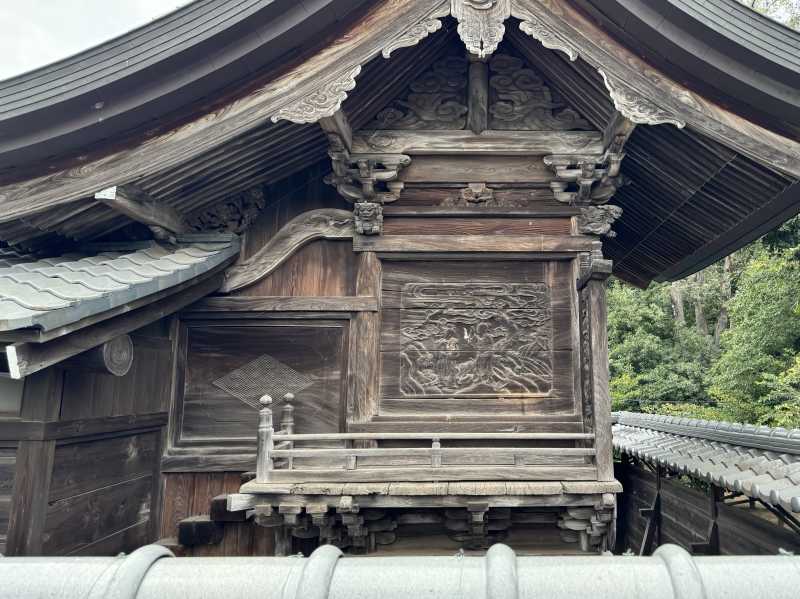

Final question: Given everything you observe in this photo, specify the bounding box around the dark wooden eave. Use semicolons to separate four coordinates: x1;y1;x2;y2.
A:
0;0;799;289
576;0;800;140
0;0;371;174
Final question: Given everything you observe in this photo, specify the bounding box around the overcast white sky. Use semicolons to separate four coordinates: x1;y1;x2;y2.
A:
0;1;190;81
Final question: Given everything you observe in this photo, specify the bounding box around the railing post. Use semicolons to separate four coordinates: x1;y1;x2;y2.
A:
281;395;295;470
431;437;442;468
257;395;273;483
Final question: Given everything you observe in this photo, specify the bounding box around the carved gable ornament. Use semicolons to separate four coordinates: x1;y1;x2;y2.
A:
450;0;511;58
368;51;591;132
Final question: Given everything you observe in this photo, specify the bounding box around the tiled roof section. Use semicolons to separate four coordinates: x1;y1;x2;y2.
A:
0;234;239;332
613;412;800;513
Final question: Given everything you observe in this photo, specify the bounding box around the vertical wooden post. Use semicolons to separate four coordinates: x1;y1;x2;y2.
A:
256;395;273;483
347;252;381;445
579;258;614;482
6;368;63;555
467;55;489;134
281;397;295;471
431;438;442;468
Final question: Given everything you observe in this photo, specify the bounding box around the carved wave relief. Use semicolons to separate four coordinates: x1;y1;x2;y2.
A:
398;282;553;397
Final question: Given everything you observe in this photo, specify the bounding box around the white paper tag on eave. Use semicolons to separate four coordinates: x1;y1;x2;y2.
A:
94;186;117;200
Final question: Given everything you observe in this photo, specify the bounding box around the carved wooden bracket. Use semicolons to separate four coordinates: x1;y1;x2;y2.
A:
544;154;627;205
451;0;511;58
599;70;686;129
272;65;362;124
577;205;623;238
185;187;266;234
382;2;450;58
324;132;410;235
517;11;578;61
221;209;354;292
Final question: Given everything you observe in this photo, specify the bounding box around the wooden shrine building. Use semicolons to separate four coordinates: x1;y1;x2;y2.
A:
0;0;799;557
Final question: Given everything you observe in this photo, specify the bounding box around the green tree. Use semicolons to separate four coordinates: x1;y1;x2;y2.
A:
738;0;800;30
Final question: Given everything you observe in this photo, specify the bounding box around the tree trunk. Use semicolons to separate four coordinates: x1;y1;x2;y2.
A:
694;272;709;336
713;256;733;349
669;282;685;326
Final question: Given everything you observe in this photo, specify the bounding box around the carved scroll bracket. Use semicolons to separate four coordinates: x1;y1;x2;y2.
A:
600;70;686;129
577;204;623;238
382;2;450;58
451;0;511;58
517;11;579;61
221;208;353;292
272;65;362;124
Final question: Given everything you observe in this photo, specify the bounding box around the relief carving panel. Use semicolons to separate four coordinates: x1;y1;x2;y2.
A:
398;282;553;396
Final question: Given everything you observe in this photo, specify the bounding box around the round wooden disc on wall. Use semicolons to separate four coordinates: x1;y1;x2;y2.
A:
103;334;134;377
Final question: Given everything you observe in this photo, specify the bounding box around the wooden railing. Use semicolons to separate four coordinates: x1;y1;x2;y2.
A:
256;396;598;484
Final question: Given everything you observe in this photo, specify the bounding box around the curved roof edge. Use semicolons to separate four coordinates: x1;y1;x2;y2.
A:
576;0;800;140
0;0;372;172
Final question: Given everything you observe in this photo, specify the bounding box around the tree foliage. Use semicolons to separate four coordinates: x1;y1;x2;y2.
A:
737;0;800;30
609;217;800;428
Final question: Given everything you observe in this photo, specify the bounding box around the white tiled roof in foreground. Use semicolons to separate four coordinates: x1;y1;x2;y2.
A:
613;411;800;513
0;234;239;332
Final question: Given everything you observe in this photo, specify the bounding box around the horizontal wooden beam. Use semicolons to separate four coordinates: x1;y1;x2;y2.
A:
0;412;167;442
186;296;378;313
353;234;600;253
382;206;581;217
5;274;223;378
353;129;603;155
258;465;598;483
95;184;189;234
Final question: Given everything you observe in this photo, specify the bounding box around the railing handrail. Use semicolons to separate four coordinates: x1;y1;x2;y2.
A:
272;432;594;441
270;447;596;457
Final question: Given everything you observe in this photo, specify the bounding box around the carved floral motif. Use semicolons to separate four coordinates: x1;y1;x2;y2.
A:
489;54;590;130
369;56;468;129
451;0;511;58
577;205;623;238
272;65;361;124
186;188;266;233
599;70;685;128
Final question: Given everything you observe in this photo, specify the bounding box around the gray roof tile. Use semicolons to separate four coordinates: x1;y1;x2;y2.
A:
613;411;800;513
0;234;239;332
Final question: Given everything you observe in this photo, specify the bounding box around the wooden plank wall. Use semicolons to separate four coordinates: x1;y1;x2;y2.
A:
157;164;354;553
235;161;355;297
616;460;800;555
0;447;14;553
3;319;174;555
160;472;274;556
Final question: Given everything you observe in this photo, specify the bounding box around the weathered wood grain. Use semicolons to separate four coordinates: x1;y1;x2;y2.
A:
400;154;554;184
382;217;571;236
49;431;160;501
222;209;354;292
187;296;378;313
5;440;55;555
263;464;597;483
347;253;382;435
353;234;600;253
353;129;603;155
43;475;153;555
